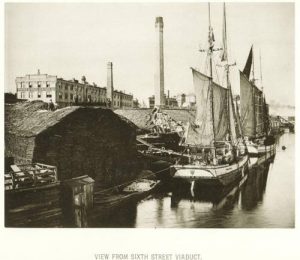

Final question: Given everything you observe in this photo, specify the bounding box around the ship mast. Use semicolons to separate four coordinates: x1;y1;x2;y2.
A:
260;50;268;136
208;3;215;142
208;3;217;162
222;3;237;146
252;46;257;137
260;50;263;93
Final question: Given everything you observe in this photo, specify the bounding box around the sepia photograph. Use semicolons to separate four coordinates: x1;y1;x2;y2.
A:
3;1;295;231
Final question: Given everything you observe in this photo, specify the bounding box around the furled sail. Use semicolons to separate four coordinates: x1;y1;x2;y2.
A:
243;46;253;79
185;68;229;146
239;71;264;137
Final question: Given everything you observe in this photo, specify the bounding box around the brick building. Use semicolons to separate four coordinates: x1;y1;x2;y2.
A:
16;69;134;109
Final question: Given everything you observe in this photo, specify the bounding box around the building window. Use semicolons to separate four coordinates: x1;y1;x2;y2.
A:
29;84;32;88
46;82;50;88
29;92;33;98
21;92;25;98
65;93;68;99
59;92;63;100
70;93;73;100
37;93;41;98
46;92;52;98
38;83;41;88
70;85;73;91
65;85;68;90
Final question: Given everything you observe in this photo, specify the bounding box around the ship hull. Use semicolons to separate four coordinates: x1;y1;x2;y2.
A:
171;155;249;187
247;143;276;157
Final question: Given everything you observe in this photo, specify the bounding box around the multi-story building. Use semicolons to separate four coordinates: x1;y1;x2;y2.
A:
148;92;196;109
16;70;134;109
176;93;196;109
148;95;178;109
176;94;186;107
113;91;133;108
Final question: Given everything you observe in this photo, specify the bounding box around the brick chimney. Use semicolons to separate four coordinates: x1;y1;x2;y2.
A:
107;62;114;108
154;17;165;108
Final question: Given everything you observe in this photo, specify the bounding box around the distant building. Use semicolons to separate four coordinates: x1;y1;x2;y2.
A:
149;95;155;108
132;98;140;108
148;95;178;109
113;90;133;108
176;94;186;107
15;70;133;109
148;92;196;109
181;94;196;109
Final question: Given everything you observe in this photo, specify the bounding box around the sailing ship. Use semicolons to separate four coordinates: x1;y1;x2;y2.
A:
170;3;249;187
239;46;276;156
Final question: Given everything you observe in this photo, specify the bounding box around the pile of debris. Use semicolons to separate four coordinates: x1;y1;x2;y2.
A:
145;108;185;135
115;108;195;135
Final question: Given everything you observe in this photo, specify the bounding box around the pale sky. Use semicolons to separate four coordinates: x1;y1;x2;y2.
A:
5;2;294;106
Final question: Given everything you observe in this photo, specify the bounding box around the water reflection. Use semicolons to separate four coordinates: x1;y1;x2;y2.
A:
241;161;271;210
93;133;294;228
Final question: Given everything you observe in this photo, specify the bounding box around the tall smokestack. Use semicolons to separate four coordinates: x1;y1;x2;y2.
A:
155;16;165;108
107;62;114;108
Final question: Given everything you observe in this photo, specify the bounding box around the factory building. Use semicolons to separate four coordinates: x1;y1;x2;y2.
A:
16;66;134;109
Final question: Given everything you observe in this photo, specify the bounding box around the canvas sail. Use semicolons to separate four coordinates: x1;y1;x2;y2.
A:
185;68;229;146
228;83;239;143
243;46;253;79
240;71;264;137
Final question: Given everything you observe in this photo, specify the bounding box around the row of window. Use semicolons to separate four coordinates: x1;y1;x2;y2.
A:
20;91;52;99
58;83;106;95
20;82;51;88
57;92;108;103
114;93;132;101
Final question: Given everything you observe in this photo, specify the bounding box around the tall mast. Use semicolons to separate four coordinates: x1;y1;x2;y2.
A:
260;50;268;135
260;50;263;93
208;3;216;146
251;46;257;136
252;46;255;82
222;2;237;145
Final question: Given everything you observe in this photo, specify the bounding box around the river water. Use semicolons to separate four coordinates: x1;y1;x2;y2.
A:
96;132;294;228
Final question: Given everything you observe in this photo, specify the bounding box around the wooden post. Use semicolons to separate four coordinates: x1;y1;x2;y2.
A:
61;175;94;227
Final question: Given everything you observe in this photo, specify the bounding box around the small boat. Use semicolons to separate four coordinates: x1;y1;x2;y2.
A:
91;178;160;223
170;3;249;188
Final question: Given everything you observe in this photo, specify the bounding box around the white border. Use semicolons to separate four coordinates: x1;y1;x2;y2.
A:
0;1;299;260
